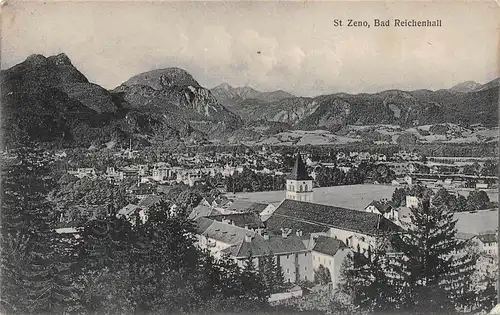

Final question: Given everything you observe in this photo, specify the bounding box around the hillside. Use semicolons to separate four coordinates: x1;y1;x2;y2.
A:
1;53;497;149
449;81;482;93
220;83;499;130
0;54;242;148
211;83;295;109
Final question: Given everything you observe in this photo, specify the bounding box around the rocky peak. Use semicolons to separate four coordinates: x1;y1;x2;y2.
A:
25;54;49;67
47;53;73;66
120;67;201;90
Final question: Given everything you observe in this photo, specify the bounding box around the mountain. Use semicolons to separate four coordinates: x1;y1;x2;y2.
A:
1;54;242;148
226;86;499;130
473;78;499;92
449;81;482;93
211;83;295;109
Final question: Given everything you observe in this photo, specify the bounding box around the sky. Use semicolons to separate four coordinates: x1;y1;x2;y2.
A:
1;1;499;96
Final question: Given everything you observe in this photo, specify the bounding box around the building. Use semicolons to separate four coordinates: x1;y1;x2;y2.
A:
205;212;265;230
365;201;398;222
195;217;258;258
477;233;498;256
285;155;313;202
311;235;350;291
406;195;421;208
69;168;96;179
221;230;313;283
266;199;400;254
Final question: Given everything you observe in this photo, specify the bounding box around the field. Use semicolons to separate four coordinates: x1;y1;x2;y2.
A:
241;124;499;147
227;184;398;210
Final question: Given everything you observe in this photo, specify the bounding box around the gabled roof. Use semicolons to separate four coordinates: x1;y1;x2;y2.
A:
117;204;141;217
188;204;220;220
478;233;497;244
200;219;257;245
221;234;307;258
138;195;163;208
194;217;214;235
288;154;311;180
266;200;400;237
312;236;347;257
205;212;265;229
366;200;393;214
226;200;264;212
246;202;269;214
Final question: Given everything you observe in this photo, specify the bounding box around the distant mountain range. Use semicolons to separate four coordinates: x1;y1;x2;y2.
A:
211;81;499;131
1;53;498;148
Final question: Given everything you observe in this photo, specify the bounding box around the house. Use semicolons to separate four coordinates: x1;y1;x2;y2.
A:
205;212;265;230
106;167;124;181
365;201;398;221
117;204;146;224
221;230;313;283
265;199;400;254
127;183;156;200
477;233;498;256
69;168;96;179
188;204;221;220
311;235;350;292
406;195;421;209
194;217;258;258
476;183;490;189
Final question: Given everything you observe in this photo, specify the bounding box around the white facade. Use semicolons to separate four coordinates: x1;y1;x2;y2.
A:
312;247;350;292
406;195;420;208
285;179;313;202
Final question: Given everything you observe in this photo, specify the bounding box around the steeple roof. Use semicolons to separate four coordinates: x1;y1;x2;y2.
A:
289;154;310;180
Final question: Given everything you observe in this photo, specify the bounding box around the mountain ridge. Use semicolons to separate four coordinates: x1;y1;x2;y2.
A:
1;53;498;149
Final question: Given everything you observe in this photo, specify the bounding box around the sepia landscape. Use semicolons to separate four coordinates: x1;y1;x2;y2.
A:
1;2;499;315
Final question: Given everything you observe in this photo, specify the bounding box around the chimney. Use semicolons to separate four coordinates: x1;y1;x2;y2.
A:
245;234;252;243
263;233;269;240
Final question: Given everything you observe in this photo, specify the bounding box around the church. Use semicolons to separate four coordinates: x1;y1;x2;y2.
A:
266;154;400;255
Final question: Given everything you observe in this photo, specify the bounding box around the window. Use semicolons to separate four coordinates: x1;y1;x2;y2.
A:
305;184;308;191
299;185;303;192
286;269;290;274
304;266;307;271
304;253;307;257
287;255;290;259
305;276;308;280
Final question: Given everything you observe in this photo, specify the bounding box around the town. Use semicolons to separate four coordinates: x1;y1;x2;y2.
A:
37;142;497;312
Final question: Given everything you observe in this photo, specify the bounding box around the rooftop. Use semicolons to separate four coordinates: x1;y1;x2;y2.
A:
196;218;257;245
188;205;221;220
288;154;311;180
266;199;400;236
205;212;265;229
221;234;307;258
312;235;347;257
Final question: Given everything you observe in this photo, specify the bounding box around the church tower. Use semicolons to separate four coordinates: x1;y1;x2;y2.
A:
286;154;313;202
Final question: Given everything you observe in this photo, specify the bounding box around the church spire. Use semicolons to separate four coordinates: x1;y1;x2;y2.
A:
289;154;310;180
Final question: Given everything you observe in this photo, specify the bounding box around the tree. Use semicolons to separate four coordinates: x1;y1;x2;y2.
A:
391;187;408;207
337;249;394;314
389;200;478;313
314;265;332;285
1;145;79;314
466;190;490;211
455;195;468;212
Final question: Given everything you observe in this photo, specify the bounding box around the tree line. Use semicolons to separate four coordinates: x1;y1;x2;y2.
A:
0;146;290;315
391;185;494;212
334;195;496;314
